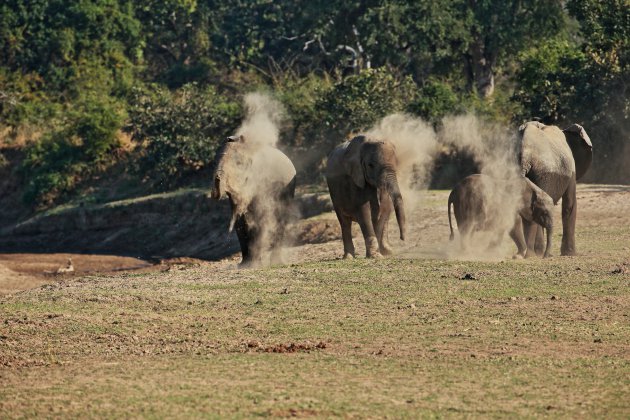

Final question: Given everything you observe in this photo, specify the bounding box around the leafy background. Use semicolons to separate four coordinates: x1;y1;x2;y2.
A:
0;0;627;209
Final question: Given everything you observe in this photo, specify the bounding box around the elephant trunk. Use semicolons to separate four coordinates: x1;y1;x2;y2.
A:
384;172;406;241
544;224;553;258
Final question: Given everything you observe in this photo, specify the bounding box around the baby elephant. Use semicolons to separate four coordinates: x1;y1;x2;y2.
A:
448;174;554;258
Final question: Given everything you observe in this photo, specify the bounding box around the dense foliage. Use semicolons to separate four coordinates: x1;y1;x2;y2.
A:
0;0;627;205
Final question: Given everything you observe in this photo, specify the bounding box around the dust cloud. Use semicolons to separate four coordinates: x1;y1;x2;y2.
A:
231;92;297;267
438;114;523;259
363;113;524;260
236;92;285;148
365;114;439;225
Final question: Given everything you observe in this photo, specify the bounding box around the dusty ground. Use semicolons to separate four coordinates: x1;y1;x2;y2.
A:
0;184;628;418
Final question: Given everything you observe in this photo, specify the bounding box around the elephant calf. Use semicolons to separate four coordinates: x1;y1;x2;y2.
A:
448;174;554;258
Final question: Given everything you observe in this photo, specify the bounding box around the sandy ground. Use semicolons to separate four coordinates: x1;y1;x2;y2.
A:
1;184;628;295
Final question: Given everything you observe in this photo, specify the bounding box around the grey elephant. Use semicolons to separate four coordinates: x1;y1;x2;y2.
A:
518;121;592;256
326;135;406;259
448;174;555;258
210;135;296;267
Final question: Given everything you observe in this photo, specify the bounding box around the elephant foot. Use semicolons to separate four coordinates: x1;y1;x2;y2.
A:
512;253;525;260
543;252;552;259
560;247;577;256
379;244;394;256
366;252;383;259
343;252;355;260
239;258;262;269
270;250;285;265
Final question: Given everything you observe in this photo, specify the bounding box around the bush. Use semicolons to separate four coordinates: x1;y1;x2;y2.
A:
407;79;461;125
275;74;333;148
128;83;241;179
20;98;125;206
513;39;591;123
314;68;417;144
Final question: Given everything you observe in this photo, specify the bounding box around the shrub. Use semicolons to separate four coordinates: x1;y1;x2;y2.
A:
20;98;124;206
406;79;461;125
314;68;417;145
128;83;241;179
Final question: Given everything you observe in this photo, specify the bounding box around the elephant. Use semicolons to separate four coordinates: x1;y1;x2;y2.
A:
326;135;406;259
448;174;555;258
210;135;296;267
518;121;592;256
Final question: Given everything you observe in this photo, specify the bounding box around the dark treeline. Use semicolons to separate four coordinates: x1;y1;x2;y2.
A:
0;0;628;207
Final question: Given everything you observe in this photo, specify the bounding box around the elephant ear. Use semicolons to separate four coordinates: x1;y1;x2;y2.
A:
563;124;593;180
343;135;368;188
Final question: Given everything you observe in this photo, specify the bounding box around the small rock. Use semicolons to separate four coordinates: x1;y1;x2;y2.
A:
550;295;557;300
461;273;476;280
594;338;602;343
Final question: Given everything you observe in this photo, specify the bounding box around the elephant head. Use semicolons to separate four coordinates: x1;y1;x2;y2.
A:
344;136;406;240
210;135;254;232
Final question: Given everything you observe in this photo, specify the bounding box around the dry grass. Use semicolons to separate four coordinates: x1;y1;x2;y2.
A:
0;185;629;418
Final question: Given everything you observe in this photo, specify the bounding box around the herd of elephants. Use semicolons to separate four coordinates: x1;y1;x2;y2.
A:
210;120;593;267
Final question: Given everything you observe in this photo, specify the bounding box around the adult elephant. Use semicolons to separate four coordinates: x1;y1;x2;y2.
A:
210;135;296;267
518;121;593;256
326;135;406;259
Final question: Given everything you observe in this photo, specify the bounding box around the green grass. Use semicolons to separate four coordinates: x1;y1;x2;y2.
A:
1;255;628;418
1;186;629;418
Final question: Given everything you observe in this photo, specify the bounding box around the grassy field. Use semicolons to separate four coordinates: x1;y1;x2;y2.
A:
1;186;629;418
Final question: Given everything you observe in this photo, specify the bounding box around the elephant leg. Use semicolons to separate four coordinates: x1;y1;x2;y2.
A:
509;216;527;259
488;231;504;252
560;179;577;256
270;218;286;266
533;226;545;256
334;207;355;259
458;222;472;252
269;200;287;265
522;219;538;258
357;204;380;258
235;215;252;267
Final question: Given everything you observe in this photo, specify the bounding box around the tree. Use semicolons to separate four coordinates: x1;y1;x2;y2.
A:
463;0;565;98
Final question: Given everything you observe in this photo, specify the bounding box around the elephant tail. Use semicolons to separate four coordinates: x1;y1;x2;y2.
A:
448;190;455;241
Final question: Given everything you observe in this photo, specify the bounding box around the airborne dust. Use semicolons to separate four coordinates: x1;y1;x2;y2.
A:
231;92;297;266
229;93;537;265
364;113;527;260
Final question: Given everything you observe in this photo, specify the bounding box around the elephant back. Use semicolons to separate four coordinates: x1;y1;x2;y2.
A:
252;145;296;187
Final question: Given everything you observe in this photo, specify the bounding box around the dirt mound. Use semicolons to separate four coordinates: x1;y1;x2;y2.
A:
0;190;333;261
0;263;47;295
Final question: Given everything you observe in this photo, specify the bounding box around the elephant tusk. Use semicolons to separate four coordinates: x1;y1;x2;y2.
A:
228;212;237;233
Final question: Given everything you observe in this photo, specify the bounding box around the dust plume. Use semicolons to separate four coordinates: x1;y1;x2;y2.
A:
366;113;439;210
232;92;297;267
236;92;285;148
438;114;522;259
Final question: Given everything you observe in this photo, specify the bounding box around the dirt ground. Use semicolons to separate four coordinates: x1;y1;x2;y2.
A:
1;184;628;293
0;184;628;417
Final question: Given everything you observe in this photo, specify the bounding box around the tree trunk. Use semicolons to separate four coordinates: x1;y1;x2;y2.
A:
467;37;496;98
